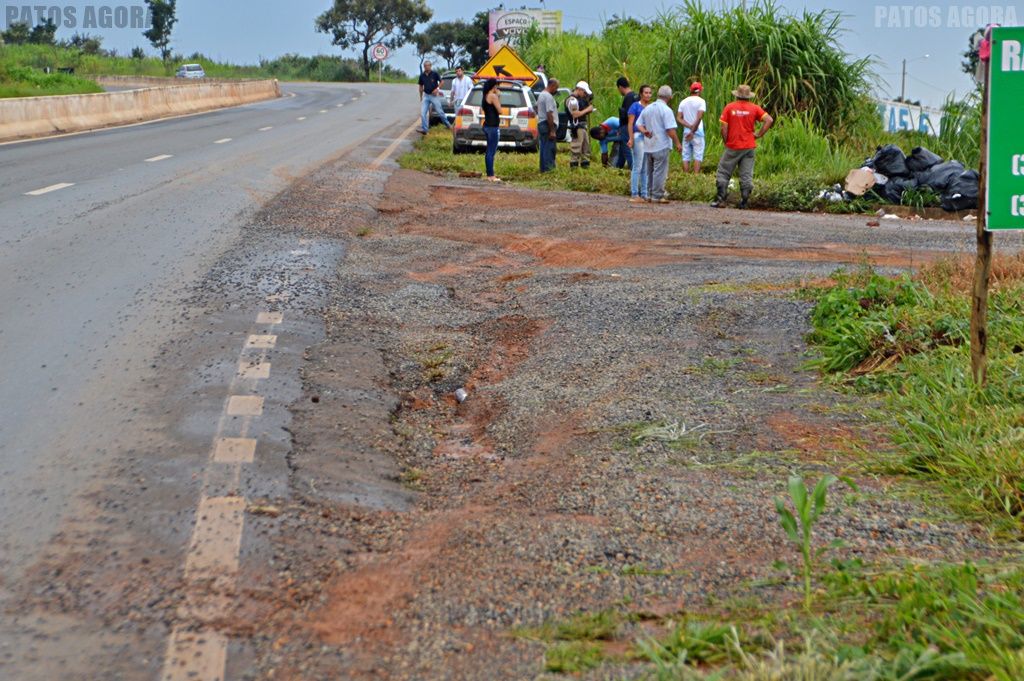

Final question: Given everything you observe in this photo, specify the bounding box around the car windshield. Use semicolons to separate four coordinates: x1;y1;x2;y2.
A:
186;66;202;71
465;88;529;108
440;76;454;90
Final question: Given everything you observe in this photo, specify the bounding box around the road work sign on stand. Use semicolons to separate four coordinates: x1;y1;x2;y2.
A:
987;26;1024;230
474;45;537;86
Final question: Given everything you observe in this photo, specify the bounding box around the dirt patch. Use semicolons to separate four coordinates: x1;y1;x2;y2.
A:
249;167;996;679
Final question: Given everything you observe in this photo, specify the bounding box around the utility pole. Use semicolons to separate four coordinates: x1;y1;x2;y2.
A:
900;58;907;101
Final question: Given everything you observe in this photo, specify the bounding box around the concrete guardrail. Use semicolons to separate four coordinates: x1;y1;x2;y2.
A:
0;77;281;143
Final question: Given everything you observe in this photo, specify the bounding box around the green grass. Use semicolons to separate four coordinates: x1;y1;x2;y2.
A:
401;128;877;212
0;63;102;97
805;264;1024;534
0;44;412;97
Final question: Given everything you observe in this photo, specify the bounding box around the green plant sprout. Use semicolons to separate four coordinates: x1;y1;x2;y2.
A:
774;473;857;611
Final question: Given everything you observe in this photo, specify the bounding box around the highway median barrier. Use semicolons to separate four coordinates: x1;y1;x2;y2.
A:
0;77;281;143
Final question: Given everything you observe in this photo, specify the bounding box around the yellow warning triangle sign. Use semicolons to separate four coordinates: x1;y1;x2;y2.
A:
474;46;538;86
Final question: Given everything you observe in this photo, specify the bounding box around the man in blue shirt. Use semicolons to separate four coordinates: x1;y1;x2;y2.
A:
418;61;452;134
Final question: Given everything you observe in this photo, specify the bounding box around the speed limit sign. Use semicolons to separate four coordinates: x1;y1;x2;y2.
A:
372;44;389;62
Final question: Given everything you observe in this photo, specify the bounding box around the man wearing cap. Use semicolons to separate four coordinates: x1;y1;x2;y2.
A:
635;85;683;203
712;84;774;208
676;82;707;174
566;81;596;169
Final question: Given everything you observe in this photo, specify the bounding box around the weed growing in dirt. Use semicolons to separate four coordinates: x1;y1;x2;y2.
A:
774;474;855;611
545;641;606;673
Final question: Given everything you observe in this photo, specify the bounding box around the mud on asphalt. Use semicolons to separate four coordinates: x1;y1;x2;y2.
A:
241;164;1004;680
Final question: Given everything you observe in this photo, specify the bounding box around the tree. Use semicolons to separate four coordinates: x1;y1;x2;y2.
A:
411;31;435;72
68;33;104;55
28;18;57;45
463;11;491;70
1;22;31;45
315;0;432;80
962;28;984;81
420;20;471;70
143;0;178;64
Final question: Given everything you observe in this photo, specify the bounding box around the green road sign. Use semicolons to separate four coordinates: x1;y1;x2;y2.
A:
987;26;1024;231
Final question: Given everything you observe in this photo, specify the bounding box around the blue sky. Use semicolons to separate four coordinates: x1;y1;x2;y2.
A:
3;1;1018;106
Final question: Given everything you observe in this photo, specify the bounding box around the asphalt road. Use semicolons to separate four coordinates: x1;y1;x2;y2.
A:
0;82;416;678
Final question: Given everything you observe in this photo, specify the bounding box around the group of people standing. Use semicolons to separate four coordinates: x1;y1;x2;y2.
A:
418;61;776;204
536;75;776;208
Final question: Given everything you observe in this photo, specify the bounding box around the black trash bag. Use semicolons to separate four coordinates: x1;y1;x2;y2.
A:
905;147;944;173
870;144;911;178
916;161;966;194
883;176;918;204
940;169;979;211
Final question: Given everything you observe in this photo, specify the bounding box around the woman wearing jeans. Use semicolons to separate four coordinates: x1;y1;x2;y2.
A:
482;78;502;182
627;84;652;203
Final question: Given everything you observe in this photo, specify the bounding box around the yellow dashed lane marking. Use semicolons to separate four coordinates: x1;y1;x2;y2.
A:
256;312;284;325
226;395;264;416
213;437;257;464
246;334;277;349
184;496;246;578
161;630;228;681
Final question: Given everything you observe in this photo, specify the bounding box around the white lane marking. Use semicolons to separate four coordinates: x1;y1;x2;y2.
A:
238;361;271;380
246;334;277;349
256;312;284;325
259;126;273;131
370;123;419;170
214;138;232;144
214;438;257;464
161;630;228;681
145;154;173;163
296;116;307;121
336;103;344;108
319;109;328;114
226;396;264;416
25;182;74;196
184;496;246;577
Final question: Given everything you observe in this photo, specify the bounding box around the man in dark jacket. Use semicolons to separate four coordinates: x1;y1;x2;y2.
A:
616;77;637;169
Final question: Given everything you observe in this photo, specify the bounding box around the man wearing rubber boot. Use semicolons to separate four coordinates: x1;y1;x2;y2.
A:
711;84;774;209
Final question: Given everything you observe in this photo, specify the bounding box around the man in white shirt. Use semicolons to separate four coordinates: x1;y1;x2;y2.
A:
449;66;474;111
636;85;683;203
676;81;707;174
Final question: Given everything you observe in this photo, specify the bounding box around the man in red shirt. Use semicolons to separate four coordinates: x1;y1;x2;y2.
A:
712;84;774;208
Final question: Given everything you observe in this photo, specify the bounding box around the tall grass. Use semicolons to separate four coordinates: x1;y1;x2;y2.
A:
520;0;980;179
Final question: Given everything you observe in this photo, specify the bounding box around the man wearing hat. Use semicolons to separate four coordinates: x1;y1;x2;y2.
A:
712;84;774;208
566;81;596;168
676;81;707;174
635;85;683;203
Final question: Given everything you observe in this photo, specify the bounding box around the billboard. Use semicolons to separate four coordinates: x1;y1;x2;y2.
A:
876;99;945;137
488;10;563;54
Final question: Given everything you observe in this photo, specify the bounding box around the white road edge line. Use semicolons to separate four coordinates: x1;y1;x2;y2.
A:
25;182;74;196
213;138;232;144
145;154;173;162
370;123;419;170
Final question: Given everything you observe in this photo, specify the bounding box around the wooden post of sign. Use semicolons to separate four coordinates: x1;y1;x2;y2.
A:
970;58;993;385
587;49;591;86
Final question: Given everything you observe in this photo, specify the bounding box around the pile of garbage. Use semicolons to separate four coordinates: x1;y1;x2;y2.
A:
841;145;979;212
